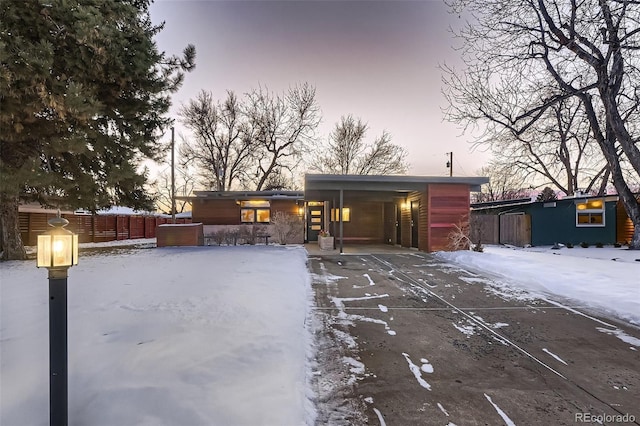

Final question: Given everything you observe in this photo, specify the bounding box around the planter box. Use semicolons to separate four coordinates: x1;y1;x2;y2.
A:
318;236;334;250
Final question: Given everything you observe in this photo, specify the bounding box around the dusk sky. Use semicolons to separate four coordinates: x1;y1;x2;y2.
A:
149;0;491;180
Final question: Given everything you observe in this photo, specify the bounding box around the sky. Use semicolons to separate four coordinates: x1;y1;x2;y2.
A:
148;0;492;182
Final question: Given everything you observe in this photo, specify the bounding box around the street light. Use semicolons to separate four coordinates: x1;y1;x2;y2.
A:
37;216;78;426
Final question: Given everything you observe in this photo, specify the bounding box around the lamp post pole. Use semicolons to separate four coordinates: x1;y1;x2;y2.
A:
49;267;68;426
37;216;78;426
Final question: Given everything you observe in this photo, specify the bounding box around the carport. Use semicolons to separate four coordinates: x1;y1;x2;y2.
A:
304;174;488;253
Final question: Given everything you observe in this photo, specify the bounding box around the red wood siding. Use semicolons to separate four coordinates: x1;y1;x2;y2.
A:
157;223;204;247
18;211;188;245
192;199;240;225
427;184;470;252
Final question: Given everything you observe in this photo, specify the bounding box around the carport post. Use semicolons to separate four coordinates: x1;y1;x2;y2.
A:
339;189;344;253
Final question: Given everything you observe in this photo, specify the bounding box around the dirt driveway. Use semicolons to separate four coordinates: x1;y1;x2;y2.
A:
308;250;640;426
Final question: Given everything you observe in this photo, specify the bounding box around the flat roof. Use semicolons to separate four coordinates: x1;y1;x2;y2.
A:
305;174;489;193
183;190;304;201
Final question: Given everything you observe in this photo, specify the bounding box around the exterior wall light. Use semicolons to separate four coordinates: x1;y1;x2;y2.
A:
37;215;78;426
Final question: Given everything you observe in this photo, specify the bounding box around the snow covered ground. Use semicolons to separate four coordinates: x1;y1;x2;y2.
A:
435;245;640;326
1;244;315;426
2;240;638;426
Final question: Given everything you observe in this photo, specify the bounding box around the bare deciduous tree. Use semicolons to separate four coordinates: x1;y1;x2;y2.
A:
149;165;196;214
245;83;321;190
473;163;532;203
179;90;255;191
443;0;640;248
312;115;409;175
484;99;611;196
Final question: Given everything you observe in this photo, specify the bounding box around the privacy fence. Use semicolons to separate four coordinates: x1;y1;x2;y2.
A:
19;210;191;246
471;213;532;247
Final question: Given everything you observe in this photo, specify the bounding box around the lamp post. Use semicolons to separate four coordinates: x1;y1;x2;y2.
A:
37;216;78;426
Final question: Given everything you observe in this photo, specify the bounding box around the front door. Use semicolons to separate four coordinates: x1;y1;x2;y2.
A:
307;202;324;241
396;203;402;245
411;201;419;248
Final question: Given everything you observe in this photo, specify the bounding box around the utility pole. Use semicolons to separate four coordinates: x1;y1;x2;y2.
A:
171;126;176;224
446;152;453;177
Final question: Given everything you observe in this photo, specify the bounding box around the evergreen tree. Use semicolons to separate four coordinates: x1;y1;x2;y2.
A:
0;0;195;259
536;187;558;203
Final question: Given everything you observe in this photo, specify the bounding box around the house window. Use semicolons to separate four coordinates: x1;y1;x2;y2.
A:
330;208;351;222
240;200;271;223
576;199;605;227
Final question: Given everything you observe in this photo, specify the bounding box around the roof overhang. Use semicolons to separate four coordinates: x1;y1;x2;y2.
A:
304;174;489;199
181;190;304;201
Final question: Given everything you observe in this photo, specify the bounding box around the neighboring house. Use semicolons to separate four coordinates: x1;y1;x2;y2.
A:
183;174;489;252
471;195;635;246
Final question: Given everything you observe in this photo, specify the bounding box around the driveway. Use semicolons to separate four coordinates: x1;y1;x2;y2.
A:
308;249;640;425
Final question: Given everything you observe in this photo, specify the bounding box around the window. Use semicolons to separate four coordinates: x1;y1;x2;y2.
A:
576;199;605;227
240;200;271;223
330;208;351;222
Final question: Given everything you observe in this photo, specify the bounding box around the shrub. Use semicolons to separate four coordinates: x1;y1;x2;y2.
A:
580;241;589;248
595;242;604;248
226;228;240;245
210;230;227;246
566;242;574;248
614;242;622;248
271;211;303;245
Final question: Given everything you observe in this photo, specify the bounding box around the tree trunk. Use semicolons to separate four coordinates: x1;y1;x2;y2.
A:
0;193;27;260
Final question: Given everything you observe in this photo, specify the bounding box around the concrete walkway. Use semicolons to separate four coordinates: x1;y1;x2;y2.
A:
304;242;415;256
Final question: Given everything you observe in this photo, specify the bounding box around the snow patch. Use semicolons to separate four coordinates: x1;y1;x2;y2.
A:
378;304;388;313
596;327;640;347
373;408;387;426
401;353;432;390
437;402;449;416
484;393;516;426
542;348;568;365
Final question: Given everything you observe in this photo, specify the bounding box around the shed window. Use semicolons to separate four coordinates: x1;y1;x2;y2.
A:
240;200;271;223
576;199;605;227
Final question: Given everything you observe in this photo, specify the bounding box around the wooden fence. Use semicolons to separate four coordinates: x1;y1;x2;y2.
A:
19;211;191;246
471;213;531;247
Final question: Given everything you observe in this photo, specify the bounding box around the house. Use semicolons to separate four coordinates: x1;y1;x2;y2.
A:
471;194;634;246
184;174;488;252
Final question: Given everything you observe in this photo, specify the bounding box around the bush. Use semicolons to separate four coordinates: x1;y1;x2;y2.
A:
566;242;574;248
271;211;303;245
614;242;622;248
210;230;227;246
580;242;589;248
595;242;604;248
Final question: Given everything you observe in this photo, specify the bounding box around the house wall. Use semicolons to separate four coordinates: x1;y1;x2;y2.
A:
192;198;301;226
426;184;471;252
527;201;616;245
399;192;422;248
192;199;239;225
271;199;302;217
383;202;396;244
328;200;385;243
616;200;635;244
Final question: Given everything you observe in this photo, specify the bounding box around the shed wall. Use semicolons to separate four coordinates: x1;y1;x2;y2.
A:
427;184;471;252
